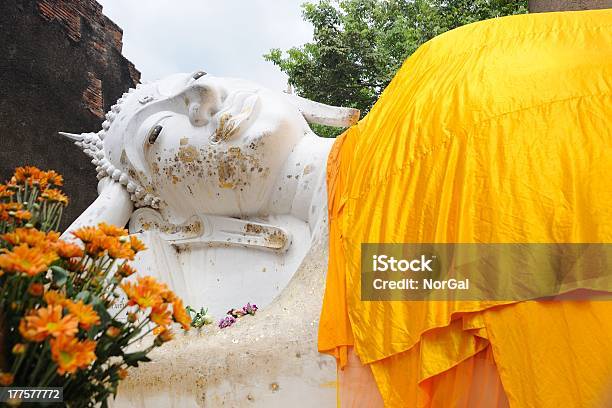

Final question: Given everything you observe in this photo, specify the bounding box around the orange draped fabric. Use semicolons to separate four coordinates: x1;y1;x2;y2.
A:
319;10;612;408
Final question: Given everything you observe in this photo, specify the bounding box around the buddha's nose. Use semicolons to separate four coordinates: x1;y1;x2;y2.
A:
189;102;208;127
186;82;221;127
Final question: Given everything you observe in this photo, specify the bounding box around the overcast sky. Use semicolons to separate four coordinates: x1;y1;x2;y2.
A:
97;0;313;91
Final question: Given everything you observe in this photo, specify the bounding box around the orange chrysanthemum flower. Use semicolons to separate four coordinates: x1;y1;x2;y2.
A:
28;282;44;297
50;336;97;375
172;298;191;330
40;188;69;205
46;231;60;242
105;326;121;338
0;203;23;221
150;304;172;328
121;276;165;309
20;305;79;342
54;241;83;259
156;328;174;343
107;241;135;260
11;210;31;221
161;287;176;303
72;226;97;243
117;263;136;278
43;170;63;187
12;343;26;354
0;244;57;276
0;184;14;199
129;235;147;253
66;300;101;330
2;227;45;246
13;166;42;185
85;235;116;258
118;368;128;380
1;228;58;250
65;258;85;273
0;372;14;386
44;290;67;306
98;222;128;237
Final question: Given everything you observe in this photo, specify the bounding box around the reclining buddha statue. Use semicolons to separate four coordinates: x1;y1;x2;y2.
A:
60;70;354;406
60;9;612;408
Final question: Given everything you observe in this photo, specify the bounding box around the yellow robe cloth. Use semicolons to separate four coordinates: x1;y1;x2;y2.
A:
318;9;612;407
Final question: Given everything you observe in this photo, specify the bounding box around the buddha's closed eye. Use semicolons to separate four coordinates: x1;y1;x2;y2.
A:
148;125;163;145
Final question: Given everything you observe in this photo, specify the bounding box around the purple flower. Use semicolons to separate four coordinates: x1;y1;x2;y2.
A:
242;303;258;316
218;315;236;329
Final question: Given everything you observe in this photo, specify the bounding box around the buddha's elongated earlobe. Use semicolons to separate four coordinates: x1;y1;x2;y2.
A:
285;93;360;128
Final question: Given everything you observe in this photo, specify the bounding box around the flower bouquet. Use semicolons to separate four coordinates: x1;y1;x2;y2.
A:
0;167;191;407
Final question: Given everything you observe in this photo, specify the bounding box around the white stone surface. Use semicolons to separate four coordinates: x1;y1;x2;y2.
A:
111;202;335;408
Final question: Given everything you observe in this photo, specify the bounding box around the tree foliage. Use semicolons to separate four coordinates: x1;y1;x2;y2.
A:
265;0;528;137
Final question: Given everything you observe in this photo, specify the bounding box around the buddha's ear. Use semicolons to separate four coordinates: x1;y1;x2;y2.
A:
284;93;360;128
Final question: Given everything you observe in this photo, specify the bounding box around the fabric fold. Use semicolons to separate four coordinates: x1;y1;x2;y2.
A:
318;9;612;407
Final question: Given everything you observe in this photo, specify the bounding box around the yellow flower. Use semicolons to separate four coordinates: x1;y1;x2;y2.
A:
28;282;44;297
54;241;83;259
40;188;69;205
150;304;172;328
0;244;57;276
98;222;128;237
44;290;67;306
19;305;79;342
50;336;97;375
0;372;14;386
66;300;101;330
172;298;191;331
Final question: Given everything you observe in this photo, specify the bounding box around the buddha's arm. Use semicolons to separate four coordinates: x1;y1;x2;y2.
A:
61;177;133;240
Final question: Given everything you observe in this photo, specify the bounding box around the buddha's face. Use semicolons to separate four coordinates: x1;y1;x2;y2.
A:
101;73;308;222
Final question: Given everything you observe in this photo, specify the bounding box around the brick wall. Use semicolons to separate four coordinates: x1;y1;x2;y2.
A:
0;0;141;229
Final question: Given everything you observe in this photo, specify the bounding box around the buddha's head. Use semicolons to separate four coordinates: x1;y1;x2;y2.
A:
61;71;358;223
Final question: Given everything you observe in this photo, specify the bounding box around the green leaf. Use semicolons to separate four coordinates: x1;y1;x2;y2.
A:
76;290;91;303
91;295;112;326
123;351;152;367
50;265;69;286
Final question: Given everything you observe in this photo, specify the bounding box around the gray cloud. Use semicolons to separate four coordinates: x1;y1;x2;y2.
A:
98;0;313;90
